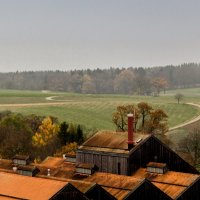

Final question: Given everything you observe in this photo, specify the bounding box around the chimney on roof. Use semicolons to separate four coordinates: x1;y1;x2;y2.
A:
127;113;135;150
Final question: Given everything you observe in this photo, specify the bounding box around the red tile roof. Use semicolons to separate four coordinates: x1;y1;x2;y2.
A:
132;168;200;199
79;131;149;154
146;162;167;168
0;172;68;200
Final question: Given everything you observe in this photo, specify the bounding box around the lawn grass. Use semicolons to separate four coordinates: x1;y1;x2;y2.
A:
162;87;200;103
0;89;60;103
165;87;200;96
0;89;200;132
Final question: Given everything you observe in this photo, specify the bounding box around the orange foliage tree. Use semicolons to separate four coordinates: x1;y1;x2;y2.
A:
32;116;59;147
151;77;168;95
112;102;168;134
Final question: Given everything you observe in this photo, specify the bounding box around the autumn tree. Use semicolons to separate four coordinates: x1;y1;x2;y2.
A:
174;93;184;104
144;109;168;134
0;111;84;160
160;78;168;94
178;128;200;167
112;103;168;134
151;77;168;96
54;142;78;157
25;114;44;133
137;102;152;129
0;114;33;158
112;104;138;131
32;116;59;159
32;116;59;147
0;110;12;121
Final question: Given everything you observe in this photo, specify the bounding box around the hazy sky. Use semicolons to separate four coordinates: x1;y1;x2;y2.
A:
0;0;200;72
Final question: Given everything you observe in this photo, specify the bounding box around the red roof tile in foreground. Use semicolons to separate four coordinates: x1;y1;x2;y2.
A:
132;168;200;199
0;196;23;200
84;172;145;199
35;157;200;199
0;172;68;200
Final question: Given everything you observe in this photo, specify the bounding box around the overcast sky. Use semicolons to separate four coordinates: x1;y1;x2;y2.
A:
0;0;200;72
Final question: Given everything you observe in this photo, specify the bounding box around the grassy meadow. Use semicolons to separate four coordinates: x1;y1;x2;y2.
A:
0;88;200;133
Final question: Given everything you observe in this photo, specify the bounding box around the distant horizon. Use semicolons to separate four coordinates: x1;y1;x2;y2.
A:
0;61;200;73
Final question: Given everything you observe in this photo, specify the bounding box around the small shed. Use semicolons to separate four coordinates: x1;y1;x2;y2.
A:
65;153;76;163
76;163;96;175
12;155;30;166
17;165;40;177
146;162;168;174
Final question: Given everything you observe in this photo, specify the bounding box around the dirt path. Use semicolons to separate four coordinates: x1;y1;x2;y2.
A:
0;102;69;107
168;103;200;132
45;96;59;101
0;96;83;108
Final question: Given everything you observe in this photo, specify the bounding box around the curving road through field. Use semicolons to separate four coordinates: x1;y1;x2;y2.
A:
168;102;200;131
1;96;200;131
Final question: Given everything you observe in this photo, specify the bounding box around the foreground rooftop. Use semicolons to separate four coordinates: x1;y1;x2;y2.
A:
0;156;199;199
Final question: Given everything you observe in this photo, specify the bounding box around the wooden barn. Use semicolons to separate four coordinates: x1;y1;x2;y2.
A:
74;113;200;199
77;114;198;175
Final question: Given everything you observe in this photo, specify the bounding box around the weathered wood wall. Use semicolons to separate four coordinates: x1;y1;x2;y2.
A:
76;150;128;175
77;135;199;176
129;136;199;174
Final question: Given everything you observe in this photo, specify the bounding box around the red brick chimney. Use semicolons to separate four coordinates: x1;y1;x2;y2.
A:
127;113;135;150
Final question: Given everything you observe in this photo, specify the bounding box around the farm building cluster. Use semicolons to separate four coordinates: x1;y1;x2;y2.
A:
0;114;199;199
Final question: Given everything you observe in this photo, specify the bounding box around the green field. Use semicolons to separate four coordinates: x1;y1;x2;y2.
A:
0;88;200;132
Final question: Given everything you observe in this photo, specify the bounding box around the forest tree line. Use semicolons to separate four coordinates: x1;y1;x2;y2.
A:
0;63;200;94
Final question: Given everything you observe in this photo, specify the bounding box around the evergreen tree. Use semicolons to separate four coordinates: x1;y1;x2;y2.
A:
67;123;76;143
76;125;84;144
58;122;69;145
